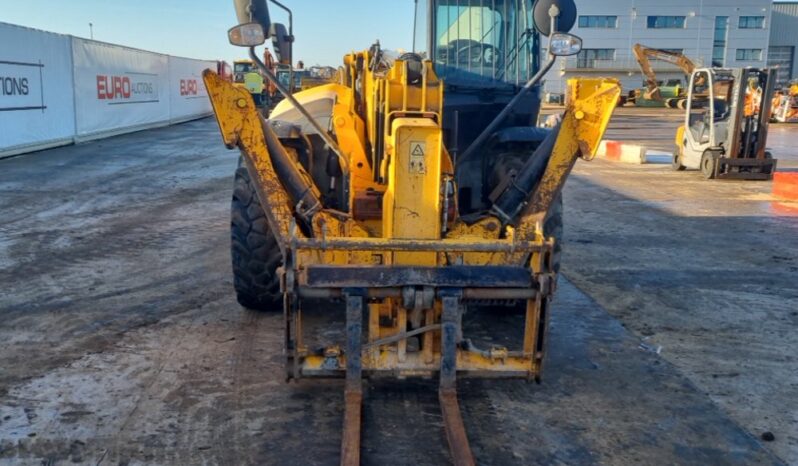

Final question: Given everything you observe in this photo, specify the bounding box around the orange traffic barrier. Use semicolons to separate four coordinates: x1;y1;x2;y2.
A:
773;171;798;201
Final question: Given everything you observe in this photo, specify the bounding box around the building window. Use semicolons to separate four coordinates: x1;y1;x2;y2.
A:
736;49;762;61
577;49;616;68
738;16;765;29
647;16;686;29
768;46;795;87
713;16;729;67
578;16;618;28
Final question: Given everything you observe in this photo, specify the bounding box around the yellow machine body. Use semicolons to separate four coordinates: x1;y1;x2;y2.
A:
205;58;620;378
205;38;620;465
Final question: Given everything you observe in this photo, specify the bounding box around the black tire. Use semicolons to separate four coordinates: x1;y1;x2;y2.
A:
231;156;283;311
544;195;563;276
701;151;718;180
672;147;686;171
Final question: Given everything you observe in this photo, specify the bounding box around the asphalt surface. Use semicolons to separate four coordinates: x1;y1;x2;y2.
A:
0;111;796;465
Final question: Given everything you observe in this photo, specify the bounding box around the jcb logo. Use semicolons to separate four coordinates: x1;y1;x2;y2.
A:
180;79;198;96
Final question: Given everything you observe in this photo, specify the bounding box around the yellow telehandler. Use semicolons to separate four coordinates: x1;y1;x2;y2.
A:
204;0;619;463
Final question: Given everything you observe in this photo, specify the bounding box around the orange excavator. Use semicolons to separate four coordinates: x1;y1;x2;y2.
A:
629;44;696;108
263;48;280;106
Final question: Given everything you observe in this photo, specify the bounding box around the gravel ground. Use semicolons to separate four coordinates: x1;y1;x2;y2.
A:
0;113;795;465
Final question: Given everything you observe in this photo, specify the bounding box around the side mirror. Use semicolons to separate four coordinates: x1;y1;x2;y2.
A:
549;33;582;56
233;0;271;31
228;22;266;47
270;23;292;66
532;0;577;36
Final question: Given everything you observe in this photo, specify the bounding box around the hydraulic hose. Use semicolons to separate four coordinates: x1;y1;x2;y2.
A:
490;122;561;224
260;119;323;221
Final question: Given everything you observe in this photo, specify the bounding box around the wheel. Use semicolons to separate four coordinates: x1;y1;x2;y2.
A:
672;147;686;171
231;156;283;311
700;151;718;180
762;151;775;175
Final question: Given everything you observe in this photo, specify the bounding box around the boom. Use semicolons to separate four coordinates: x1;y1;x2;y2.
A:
633;43;697;100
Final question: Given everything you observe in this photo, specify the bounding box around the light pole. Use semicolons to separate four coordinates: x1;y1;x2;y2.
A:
89;22;94;40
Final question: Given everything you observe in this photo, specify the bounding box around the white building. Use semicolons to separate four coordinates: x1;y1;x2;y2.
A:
769;2;798;86
544;0;773;96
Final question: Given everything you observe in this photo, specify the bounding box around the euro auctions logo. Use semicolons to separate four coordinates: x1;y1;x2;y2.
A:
1;76;29;96
0;60;46;111
179;78;206;99
180;79;198;96
96;73;159;104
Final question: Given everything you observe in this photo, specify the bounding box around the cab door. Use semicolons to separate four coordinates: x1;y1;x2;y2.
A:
682;70;714;168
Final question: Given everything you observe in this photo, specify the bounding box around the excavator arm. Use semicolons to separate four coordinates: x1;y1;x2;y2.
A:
633;43;697;101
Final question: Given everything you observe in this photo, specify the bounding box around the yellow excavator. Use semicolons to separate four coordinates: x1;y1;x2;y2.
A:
232;59;266;106
205;0;619;464
629;43;696;108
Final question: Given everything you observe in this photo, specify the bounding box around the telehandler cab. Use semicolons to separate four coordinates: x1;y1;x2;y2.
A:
203;0;620;463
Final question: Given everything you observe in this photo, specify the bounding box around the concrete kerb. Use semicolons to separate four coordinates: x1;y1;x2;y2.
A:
595;140;672;165
596;140;644;164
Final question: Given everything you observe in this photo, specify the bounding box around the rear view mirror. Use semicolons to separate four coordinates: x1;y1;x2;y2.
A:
549;33;582;56
270;23;292;65
228;22;266;47
233;0;271;31
533;0;577;36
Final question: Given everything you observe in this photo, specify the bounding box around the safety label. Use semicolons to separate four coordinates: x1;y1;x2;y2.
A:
409;141;426;174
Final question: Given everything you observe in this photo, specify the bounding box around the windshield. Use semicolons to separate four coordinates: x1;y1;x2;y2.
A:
233;62;254;83
234;63;253;73
431;0;536;86
276;70;303;89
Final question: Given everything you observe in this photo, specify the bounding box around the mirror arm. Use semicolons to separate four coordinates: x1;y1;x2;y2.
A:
247;47;350;175
456;54;557;165
269;0;293;94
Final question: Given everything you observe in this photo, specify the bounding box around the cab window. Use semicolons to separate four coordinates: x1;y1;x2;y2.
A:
432;0;533;85
688;71;711;144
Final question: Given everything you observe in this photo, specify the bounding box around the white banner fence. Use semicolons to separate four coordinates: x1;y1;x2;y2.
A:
0;22;216;158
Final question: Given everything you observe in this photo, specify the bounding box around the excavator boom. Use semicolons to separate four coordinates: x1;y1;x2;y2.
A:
633;43;697;101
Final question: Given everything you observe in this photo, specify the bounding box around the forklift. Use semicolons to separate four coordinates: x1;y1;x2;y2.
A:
673;67;778;180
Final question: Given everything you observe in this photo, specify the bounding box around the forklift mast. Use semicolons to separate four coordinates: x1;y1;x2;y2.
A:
727;68;776;160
